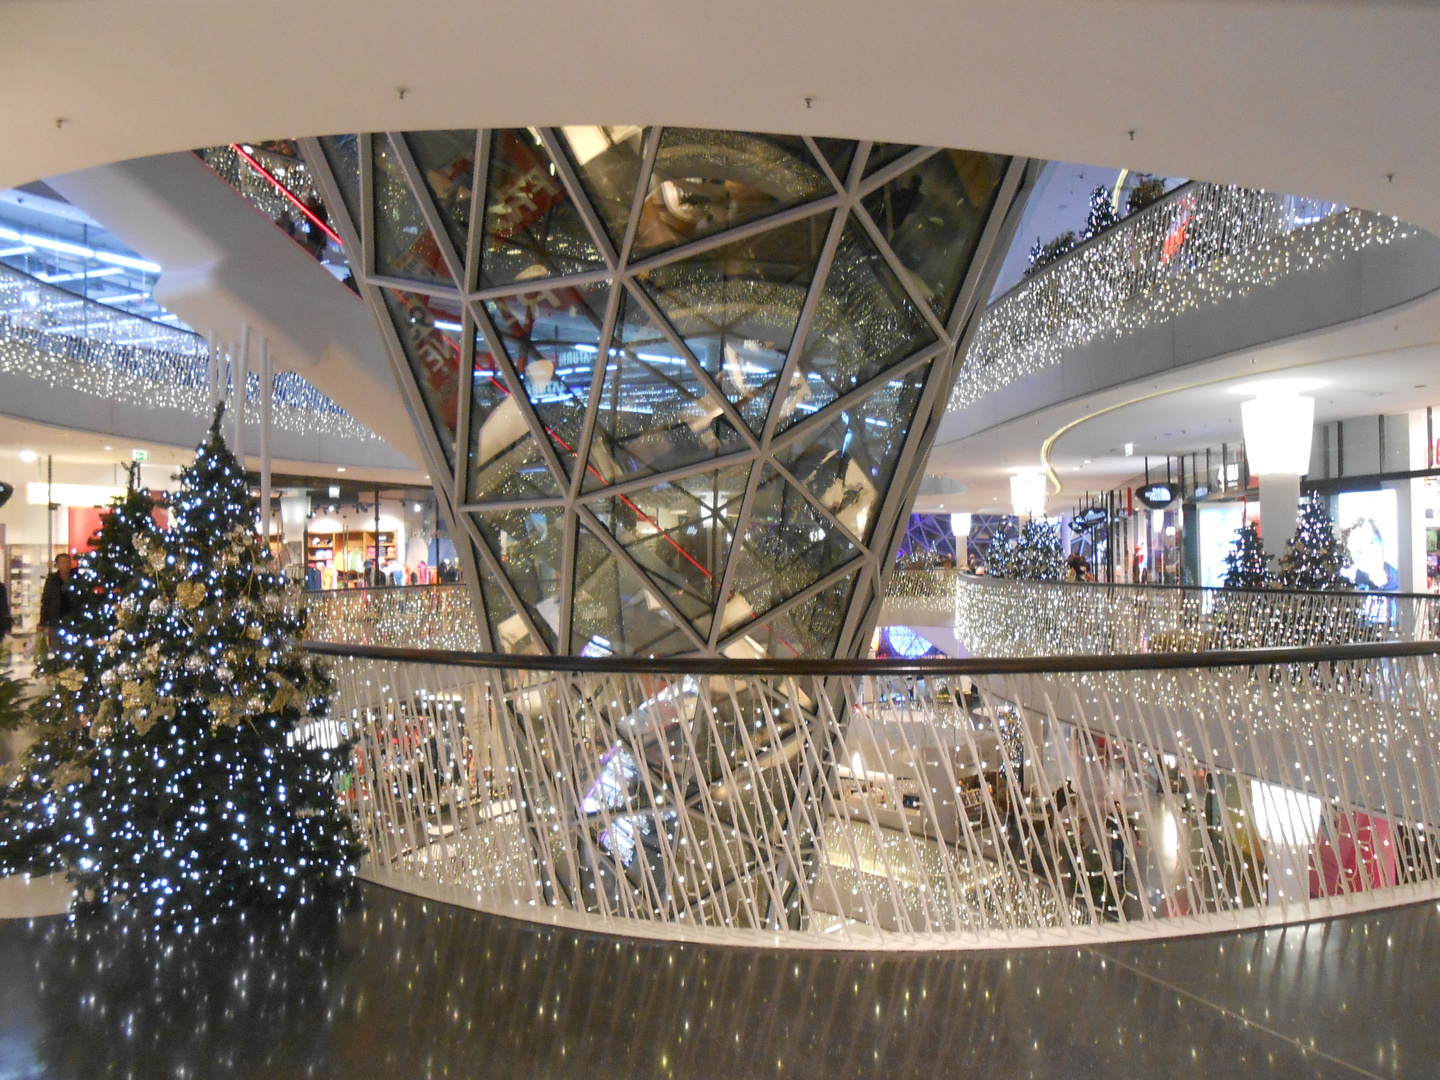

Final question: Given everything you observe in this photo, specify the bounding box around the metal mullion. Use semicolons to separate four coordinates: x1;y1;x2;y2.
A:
358;134;376;280
471;301;573;489
298;137;363;257
763;457;873;557
459;496;568;513
569;280;624;502
468;268;614;303
534;128;619;270
364;272;464;301
624;195;843;277
453;305;475;504
801;135;846;195
714;556;865;655
387;133;468;287
852;204;947;340
707;463;763;653
574;449;756;502
455;511;551;657
624;281;760;451
944;156;1032;342
847;143;873;194
758;205;850;448
767;342;941;454
617;128;662;270
854;146;939;198
831;563;879;661
463;130;491;294
558;507;578;660
573;502;707;652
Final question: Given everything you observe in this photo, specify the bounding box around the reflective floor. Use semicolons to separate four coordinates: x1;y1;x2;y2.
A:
1;883;1435;1078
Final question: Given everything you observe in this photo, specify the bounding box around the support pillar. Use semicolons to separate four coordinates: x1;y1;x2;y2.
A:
1258;473;1300;562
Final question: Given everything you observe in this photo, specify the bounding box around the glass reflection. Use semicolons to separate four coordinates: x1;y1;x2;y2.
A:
470;508;564;652
587;463;749;638
633;129;831;257
381;288;463;459
467;329;563;503
783;220;936;431
405;129;477;254
812;137;859;185
740;569;856;658
373;137;452;284
484;281;610;481
864;150;1007;319
589;289;749;488
863;141;920;177
570;525;693;657
558;126;648;248
480;129;605;288
722;465;859;634
318;134;362;229
775;361;930;543
638;215;829;435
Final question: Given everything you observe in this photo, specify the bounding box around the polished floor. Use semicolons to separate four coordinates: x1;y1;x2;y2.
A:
0;883;1435;1079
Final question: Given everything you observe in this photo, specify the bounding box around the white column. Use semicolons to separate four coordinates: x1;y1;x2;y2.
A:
233;323;251;457
1258;474;1301;561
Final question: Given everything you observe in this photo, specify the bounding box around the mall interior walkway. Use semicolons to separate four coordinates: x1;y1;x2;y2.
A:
0;882;1430;1079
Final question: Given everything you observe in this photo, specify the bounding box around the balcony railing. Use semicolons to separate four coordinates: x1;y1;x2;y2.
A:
951;180;1418;407
308;638;1440;949
887;571;1440;653
0;263;375;441
304;584;484;651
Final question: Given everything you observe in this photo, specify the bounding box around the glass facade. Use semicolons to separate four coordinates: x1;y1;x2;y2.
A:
305;130;1017;656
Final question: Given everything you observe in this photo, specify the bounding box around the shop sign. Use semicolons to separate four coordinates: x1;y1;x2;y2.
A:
1137;482;1179;509
1073;506;1108;531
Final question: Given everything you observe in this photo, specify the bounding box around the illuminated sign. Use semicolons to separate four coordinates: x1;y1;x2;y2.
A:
1136;482;1179;509
1073;506;1108;530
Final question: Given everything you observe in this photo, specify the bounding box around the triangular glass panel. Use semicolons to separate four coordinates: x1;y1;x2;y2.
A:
587;462;750;638
728;569;857;660
479;129;606;289
778;219;936;432
405;129;477;255
862;142;920;179
372;136;454;285
587;288;749;490
775;360;931;544
381;288;463;462
571;523;694;657
721;465;859;634
812;138;858;187
557;126;649;249
863;150;1008;320
470;508;565;653
636;214;830;435
474;543;540;655
318;135;362;230
631;129;831;258
484;281;610;482
467;328;564;503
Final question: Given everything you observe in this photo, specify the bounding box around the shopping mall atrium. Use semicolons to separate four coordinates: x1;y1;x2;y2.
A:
1;2;1439;1075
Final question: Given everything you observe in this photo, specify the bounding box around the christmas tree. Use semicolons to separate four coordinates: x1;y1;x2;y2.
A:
1221;522;1272;589
1023;231;1078;276
66;410;359;918
1082;185;1120;239
0;474;163;876
989;519;1066;581
1278;498;1352;591
1126;174;1168;215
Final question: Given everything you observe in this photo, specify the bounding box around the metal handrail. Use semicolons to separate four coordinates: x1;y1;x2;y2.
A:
303;637;1440;677
935;569;1439;604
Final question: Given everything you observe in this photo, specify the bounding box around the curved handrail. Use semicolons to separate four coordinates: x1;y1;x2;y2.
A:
304;636;1440;676
939;569;1438;603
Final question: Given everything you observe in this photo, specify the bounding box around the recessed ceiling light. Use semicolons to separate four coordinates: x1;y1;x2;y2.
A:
19;449;37;462
336;467;346;473
103;445;113;450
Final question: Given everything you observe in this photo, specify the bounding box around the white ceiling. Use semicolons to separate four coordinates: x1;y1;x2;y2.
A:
0;0;1436;235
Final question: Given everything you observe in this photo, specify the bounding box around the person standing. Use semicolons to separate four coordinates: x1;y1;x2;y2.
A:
37;552;77;649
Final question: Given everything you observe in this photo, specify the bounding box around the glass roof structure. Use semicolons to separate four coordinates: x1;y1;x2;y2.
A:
301;129;1024;657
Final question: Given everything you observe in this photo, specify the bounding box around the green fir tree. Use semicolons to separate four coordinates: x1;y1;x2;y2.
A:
1126;174;1168;215
1083;185;1120;239
1278;498;1352;591
0;472;164;876
1222;522;1272;589
67;410;359;918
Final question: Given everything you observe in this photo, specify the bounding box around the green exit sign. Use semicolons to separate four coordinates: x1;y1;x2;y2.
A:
131;449;150;462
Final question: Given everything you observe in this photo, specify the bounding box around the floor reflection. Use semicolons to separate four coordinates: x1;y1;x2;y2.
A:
0;884;1433;1077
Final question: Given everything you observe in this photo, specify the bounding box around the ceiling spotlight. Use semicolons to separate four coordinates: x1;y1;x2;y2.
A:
413;503;422;513
336;467;346;473
19;449;37;463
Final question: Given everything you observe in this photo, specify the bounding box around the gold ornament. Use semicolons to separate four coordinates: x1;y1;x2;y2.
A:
56;668;86;692
176;581;206;610
147;547;168;571
245;623;263;640
130;708;156;736
51;761;92;790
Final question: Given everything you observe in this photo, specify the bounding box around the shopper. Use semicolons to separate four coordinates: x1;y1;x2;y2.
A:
37;552;77;648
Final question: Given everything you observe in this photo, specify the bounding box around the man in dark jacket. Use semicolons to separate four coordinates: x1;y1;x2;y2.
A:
37;552;76;646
